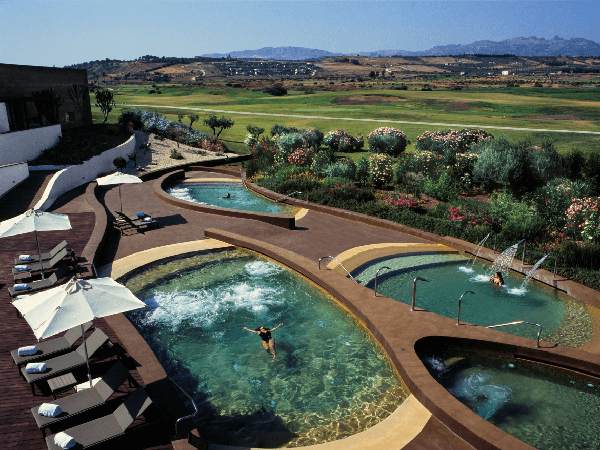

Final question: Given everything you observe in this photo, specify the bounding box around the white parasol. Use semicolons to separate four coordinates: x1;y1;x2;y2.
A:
96;171;143;212
13;277;147;387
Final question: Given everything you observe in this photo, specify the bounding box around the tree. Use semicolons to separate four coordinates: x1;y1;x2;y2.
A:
95;90;113;123
246;124;264;139
203;115;234;138
32;88;63;125
188;113;199;129
66;84;90;125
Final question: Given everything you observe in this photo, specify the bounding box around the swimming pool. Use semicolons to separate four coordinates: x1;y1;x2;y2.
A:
167;181;297;215
124;249;407;448
419;342;600;450
352;253;592;347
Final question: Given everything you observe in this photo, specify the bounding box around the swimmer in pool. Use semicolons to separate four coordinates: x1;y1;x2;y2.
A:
242;323;283;361
489;271;504;287
222;193;231;199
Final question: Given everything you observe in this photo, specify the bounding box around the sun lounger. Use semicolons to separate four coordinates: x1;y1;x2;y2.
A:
31;361;136;437
21;329;122;395
14;240;68;265
44;387;163;450
113;211;158;235
8;263;72;298
13;248;70;279
11;321;94;373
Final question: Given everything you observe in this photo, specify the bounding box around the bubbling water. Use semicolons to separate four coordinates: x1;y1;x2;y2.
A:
166;186;202;204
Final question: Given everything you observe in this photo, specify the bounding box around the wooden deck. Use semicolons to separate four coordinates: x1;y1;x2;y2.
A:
0;186;174;449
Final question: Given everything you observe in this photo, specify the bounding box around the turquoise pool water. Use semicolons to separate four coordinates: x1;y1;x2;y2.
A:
166;182;297;215
124;249;407;448
352;253;591;347
420;344;600;450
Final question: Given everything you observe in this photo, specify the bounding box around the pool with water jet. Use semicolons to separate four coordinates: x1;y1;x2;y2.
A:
166;181;298;215
122;248;408;448
352;253;592;347
418;340;600;450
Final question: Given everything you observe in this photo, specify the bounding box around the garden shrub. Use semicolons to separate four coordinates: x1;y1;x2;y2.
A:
527;139;563;186
301;129;324;149
472;137;530;193
118;110;144;130
558;241;600;272
170;149;184;160
324;159;356;180
311;151;335;176
416;129;493;154
323;129;356;153
562;149;587;181
420;172;460;202
263;85;287;96
276;133;305;164
369;154;394;187
355;156;370;186
367;127;408;157
584;153;600;195
532;178;590;231
119;110;208;146
287;146;314;166
564;197;600;243
271;124;299;136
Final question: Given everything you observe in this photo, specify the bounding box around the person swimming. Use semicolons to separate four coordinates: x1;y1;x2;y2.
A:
222;193;231;199
489;271;504;287
242;323;283;361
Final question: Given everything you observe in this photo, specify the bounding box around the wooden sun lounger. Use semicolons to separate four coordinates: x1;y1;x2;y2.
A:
112;211;158;235
8;263;72;298
11;321;94;373
14;240;68;265
44;388;164;450
21;329;122;395
13;248;70;279
31;361;137;437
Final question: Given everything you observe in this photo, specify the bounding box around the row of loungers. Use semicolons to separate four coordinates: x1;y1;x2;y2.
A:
13;324;165;448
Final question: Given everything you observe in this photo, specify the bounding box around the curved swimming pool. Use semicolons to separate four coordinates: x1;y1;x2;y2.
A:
167;181;297;215
124;249;407;448
352;253;592;347
419;342;600;450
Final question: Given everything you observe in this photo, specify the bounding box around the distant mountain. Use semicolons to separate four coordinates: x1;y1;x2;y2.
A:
418;36;600;57
205;36;600;60
202;46;343;60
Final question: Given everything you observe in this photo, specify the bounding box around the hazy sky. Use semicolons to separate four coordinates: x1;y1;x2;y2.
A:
1;1;599;67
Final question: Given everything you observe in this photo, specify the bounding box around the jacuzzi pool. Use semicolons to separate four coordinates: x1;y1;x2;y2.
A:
419;342;600;450
352;253;592;347
124;249;407;448
166;181;297;215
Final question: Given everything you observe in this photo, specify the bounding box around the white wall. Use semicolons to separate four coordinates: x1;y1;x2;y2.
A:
34;134;136;211
0;162;29;199
0;124;62;165
0;103;9;133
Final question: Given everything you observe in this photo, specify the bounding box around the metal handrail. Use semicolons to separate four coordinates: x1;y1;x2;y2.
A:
548;251;558;277
170;378;199;437
411;277;429;311
374;266;391;297
77;262;98;279
318;256;358;283
276;191;305;202
487;321;543;348
456;291;475;325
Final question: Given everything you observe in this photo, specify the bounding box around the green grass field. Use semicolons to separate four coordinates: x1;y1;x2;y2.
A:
92;83;600;155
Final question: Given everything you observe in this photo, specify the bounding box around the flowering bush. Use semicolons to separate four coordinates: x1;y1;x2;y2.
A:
244;133;257;147
311;151;335;176
381;193;424;211
323;129;356;152
416;129;493;154
446;205;497;227
287;146;314;166
396;150;443;182
369;154;394;187
533;179;590;231
355;156;370;186
276;133;305;165
564;197;600;243
301;129;324;149
367;127;408;157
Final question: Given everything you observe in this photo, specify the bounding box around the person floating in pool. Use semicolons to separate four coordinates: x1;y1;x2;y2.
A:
242;323;283;361
222;193;231;199
489;271;504;287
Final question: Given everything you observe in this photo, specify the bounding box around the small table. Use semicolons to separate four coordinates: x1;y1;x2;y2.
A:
47;372;77;399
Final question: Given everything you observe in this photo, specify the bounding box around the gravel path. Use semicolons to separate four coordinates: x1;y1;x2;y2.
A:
123;131;239;175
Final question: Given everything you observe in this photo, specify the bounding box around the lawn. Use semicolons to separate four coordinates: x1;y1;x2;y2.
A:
92;83;600;155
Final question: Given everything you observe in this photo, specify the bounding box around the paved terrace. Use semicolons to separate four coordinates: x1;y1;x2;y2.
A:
2;166;600;450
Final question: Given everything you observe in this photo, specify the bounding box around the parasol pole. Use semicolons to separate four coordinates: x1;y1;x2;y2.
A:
81;323;93;388
118;183;123;212
34;230;45;279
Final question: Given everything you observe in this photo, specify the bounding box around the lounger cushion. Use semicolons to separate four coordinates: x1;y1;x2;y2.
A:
18;346;37;356
26;362;47;373
54;432;76;449
14;283;29;290
38;403;62;417
136;211;145;217
19;255;33;261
